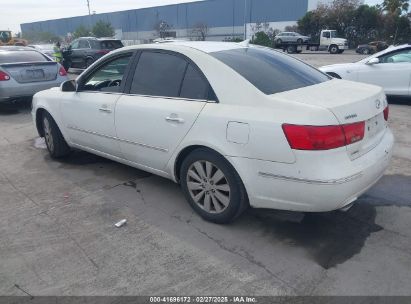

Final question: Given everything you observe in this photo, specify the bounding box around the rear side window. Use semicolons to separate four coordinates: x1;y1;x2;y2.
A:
99;40;123;49
130;51;187;97
0;51;48;64
180;64;209;100
211;47;329;95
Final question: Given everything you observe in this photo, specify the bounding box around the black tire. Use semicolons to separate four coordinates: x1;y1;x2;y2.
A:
287;45;296;54
86;58;94;68
362;48;369;55
180;148;249;224
42;112;71;158
329;45;339;54
276;38;282;45
297;38;303;44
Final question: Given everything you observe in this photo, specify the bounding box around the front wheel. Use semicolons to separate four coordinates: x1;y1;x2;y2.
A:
180;148;248;224
329;45;339;54
42;112;71;158
86;58;94;68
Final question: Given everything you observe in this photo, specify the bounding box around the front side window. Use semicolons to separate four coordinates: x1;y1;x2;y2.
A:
81;54;132;92
323;32;330;38
78;40;90;49
379;48;411;63
211;47;329;95
70;40;79;49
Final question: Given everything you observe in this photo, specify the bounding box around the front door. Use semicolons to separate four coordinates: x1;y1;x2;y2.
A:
115;50;213;171
357;47;411;96
61;53;134;157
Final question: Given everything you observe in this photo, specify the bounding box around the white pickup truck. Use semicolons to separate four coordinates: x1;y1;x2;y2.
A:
275;30;349;54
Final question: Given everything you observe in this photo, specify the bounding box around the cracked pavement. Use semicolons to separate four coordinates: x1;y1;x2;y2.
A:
1;51;411;296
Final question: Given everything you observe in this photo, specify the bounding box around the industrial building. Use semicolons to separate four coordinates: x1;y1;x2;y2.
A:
21;0;332;44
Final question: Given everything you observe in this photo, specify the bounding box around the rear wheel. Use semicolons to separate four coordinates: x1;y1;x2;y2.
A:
276;38;282;45
86;58;94;68
287;45;296;54
180;148;248;224
42;112;71;158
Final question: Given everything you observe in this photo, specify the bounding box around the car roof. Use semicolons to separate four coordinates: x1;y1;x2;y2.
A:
120;41;247;54
77;37;120;41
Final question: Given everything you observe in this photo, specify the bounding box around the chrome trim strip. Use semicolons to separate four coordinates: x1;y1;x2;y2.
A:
67;125;168;152
258;172;363;185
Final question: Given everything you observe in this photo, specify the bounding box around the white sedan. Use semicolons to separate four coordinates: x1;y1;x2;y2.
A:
32;42;394;223
320;44;411;97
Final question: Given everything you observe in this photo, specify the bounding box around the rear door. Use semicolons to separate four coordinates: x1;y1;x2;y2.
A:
115;50;211;171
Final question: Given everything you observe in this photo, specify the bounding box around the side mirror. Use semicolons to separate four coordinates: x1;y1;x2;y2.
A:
367;57;380;65
61;80;76;92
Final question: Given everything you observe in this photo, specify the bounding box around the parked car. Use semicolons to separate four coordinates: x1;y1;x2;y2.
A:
63;37;124;71
32;42;393;223
0;46;68;104
28;44;55;58
320;44;411;97
356;41;388;55
274;32;310;45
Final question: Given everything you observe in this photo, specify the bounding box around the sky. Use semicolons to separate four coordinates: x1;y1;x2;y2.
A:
1;0;384;34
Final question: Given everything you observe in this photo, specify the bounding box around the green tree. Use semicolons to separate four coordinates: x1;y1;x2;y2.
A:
72;25;91;39
382;0;409;15
92;20;115;38
251;31;272;47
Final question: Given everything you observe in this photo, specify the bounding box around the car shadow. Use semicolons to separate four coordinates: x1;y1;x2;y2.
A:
0;99;32;115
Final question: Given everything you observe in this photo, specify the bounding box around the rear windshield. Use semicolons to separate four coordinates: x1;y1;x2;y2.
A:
210;47;329;95
0;50;48;64
91;40;123;49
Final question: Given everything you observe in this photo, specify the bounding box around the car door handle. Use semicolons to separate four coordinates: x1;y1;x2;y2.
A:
165;116;184;123
99;108;112;113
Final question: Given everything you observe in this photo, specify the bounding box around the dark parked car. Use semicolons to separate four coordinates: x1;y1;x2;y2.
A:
63;37;124;71
356;41;388;55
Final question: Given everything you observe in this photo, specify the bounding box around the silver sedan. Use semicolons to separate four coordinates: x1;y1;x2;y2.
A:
274;32;310;44
0;46;69;104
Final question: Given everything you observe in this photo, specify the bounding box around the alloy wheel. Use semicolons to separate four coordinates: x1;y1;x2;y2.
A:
43;117;54;152
186;160;231;214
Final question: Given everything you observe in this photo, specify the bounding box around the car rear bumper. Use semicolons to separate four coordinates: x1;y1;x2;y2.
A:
228;128;394;212
0;78;67;103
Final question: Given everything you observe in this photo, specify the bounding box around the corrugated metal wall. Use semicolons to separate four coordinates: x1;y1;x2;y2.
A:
21;0;308;36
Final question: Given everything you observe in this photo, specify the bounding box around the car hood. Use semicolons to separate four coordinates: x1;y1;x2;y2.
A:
333;38;347;44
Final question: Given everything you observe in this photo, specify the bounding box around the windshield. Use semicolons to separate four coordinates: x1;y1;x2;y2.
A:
210;47;330;95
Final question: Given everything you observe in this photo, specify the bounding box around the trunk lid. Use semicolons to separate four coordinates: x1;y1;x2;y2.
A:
273;79;388;159
0;62;58;83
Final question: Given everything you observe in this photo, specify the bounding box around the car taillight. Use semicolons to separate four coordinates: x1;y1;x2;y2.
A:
282;121;365;150
59;65;67;76
342;121;365;145
383;105;389;121
0;70;10;81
